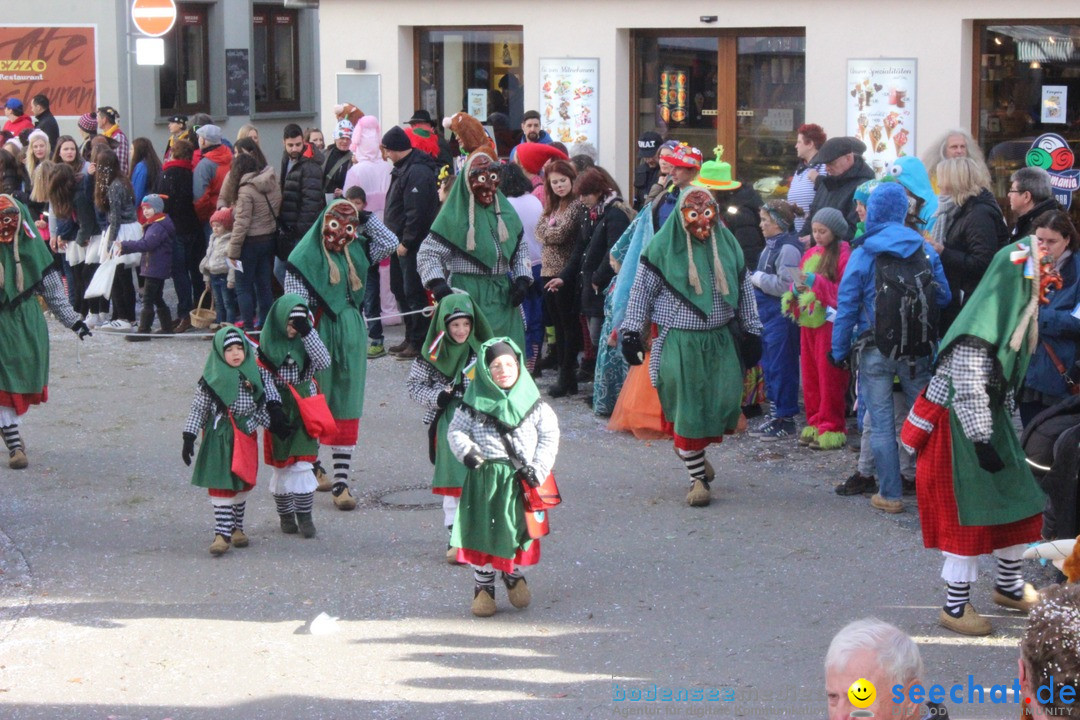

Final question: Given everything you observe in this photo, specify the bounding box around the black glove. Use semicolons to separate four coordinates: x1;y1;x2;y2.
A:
828;353;851;372
974;441;1005;473
436;391;453;409
290;315;312;337
267;401;294;440
72;320;91;341
739;331;762;369
427;278;453;301
509;276;531;307
181;432;196;466
621;330;644;366
516;465;541;488
463;449;484;469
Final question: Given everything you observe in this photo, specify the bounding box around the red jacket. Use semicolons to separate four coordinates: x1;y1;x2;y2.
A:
2;114;34;140
193;144;233;223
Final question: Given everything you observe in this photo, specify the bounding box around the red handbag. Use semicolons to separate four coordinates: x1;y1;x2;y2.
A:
288;384;338;441
229;413;259;487
520;471;561;511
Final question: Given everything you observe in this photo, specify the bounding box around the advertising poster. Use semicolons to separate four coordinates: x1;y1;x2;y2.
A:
846;58;916;175
539;57;598;151
467;88;487;120
0;26;97;117
1025;133;1079;209
1042;86;1067;125
658;67;688;127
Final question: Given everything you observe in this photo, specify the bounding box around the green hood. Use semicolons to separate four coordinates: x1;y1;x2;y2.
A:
257;293;311;371
0;194;57;306
286;199;371;317
938;239;1041;393
427;152;523;271
202;327;265;407
462;337;540;430
421;291;494;379
639;188;743;319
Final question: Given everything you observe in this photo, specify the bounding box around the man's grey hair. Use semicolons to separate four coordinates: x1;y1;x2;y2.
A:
825;618;924;687
921;128;986;175
1011;166;1054;203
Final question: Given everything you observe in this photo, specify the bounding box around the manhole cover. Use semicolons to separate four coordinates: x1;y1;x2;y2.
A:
374;484;441;510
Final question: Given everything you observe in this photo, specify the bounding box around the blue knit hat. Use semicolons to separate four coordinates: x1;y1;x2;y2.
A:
866;182;908;226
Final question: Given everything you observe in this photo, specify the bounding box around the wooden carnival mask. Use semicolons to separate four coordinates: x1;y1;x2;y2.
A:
468;155;501;207
322;203;358;252
0;196;18;244
680;189;718;241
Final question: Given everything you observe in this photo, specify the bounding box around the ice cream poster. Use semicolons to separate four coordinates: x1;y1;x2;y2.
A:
1026;133;1079;209
846;59;917;177
539;58;599;152
1042;86;1067;125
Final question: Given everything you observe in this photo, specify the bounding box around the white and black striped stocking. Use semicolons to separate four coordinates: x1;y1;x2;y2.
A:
294;492;315;514
677;448;707;483
274;493;295;516
330;445;353;493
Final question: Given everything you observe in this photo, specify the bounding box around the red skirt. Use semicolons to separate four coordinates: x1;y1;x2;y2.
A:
324;417;359;447
0;388;47;416
902;394;1042;556
457;541;540;573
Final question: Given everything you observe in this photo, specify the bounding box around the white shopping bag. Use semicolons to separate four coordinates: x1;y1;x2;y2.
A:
84;257;119;299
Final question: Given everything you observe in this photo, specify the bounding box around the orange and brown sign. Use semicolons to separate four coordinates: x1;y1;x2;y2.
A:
0;26;97;118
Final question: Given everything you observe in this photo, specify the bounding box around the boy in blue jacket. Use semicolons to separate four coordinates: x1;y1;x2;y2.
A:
831;183;951;514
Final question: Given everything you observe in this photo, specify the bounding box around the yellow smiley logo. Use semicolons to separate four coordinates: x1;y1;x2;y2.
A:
848;678;876;709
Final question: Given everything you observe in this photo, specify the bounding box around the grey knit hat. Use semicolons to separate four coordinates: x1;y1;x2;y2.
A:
811;207;849;241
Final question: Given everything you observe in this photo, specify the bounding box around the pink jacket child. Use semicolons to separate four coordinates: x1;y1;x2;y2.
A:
781;209;852;450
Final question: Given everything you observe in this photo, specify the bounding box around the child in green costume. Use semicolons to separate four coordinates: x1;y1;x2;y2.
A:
448;338;559;617
257;295;331;539
406;292;492;563
182;327;289;556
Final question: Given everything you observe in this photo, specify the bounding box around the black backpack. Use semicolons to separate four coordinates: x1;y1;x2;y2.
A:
873;251;940;361
1020;395;1080;540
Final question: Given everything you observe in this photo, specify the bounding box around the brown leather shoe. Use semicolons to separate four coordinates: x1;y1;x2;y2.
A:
391;344;419;360
173;316;193;334
686;479;711;507
231;529;249;548
870;493;904;514
209;534;231;556
939;604;992;636
8;448;27;469
387;340;410;354
503;574;531;609
993;583;1040;612
471;586;496;617
333;486;358;511
313;462;333;492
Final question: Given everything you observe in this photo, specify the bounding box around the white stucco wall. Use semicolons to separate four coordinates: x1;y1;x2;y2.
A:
318;0;1074;190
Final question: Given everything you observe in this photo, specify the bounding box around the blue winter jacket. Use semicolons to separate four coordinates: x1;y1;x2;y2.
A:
1025;252;1080;398
831;221;951;362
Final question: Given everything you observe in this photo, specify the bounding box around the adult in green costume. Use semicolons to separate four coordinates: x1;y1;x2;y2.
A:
257;294;332;538
620;187;761;508
418;151;531;349
0;194;89;470
901;238;1051;636
284;199;397;510
405;292;492;562
447;337;559;617
181;327;270;555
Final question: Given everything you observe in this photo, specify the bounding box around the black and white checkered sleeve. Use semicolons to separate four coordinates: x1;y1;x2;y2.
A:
259;367;282;405
621;263;661;334
407;358;451;412
364;215;399;264
737;269;762;335
417;234;450;285
184;385;213;436
39;267;81;328
284;270;316;311
301;331;331;373
946;343;995;443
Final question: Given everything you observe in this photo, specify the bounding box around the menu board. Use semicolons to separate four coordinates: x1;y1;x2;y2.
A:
539;58;599;151
658;67;688;126
846;59;917;175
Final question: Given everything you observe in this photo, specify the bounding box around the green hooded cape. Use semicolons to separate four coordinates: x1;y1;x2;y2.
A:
202;327;265;407
462;337;540;430
285;200;371;318
936;240;1046;526
427;152;524;271
0;194;57;307
639;188;744;319
257;294;312;372
421;292;494;380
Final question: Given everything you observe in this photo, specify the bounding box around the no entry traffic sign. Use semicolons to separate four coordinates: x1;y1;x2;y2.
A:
131;0;177;37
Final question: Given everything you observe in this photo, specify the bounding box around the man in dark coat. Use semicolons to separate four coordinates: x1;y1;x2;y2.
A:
277;123;326;281
29;95;59;148
632;131;662;210
158;138;202;329
1009;166;1060;242
807;136;875;238
381;125;440;359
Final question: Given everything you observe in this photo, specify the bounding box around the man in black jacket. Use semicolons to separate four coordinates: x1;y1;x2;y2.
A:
806;136;875;240
381;125;439;359
277;123;326;282
1009;166;1060;242
158;138;203;330
30;94;59;148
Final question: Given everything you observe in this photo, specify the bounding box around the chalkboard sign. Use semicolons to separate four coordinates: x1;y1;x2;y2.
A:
225;49;250;116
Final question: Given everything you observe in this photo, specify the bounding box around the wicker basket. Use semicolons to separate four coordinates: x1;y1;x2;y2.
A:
189;288;216;329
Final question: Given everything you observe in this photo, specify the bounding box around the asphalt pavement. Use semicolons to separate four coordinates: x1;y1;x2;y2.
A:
0;321;1051;719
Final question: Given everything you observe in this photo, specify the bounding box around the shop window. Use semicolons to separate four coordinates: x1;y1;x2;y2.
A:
253;6;300;112
416;28;524;157
975;22;1080;218
158;4;210;115
633;31;804;192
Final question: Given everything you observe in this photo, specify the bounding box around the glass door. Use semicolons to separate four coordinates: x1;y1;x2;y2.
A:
635;35;719;156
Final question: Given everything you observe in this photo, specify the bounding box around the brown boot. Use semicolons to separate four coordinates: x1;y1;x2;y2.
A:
686;479;711;507
231;529;249;548
471;586;496;617
209;534;231;556
993;583;1040;612
938;604;992;636
332;484;357;511
502;573;531;609
8;448;27;469
313;461;333;492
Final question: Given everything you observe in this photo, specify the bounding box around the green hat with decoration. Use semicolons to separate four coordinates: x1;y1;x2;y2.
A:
690;146;741;191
